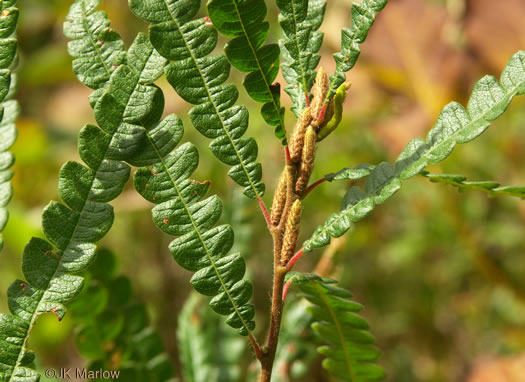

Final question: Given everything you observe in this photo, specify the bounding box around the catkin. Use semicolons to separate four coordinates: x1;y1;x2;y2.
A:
295;126;316;194
270;171;287;226
310;67;329;122
289;107;312;163
281;200;303;265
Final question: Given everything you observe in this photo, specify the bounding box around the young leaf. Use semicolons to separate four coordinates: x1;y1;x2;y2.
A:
129;0;265;199
305;50;525;252
208;0;287;144
0;4;166;379
287;272;385;381
0;0;19;252
329;0;387;99
277;0;326;117
421;171;525;198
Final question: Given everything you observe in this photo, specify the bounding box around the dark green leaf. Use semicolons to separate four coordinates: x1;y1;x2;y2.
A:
277;0;326;116
287;273;385;381
208;0;286;143
0;1;18;253
329;0;387;98
0;5;168;379
130;0;265;199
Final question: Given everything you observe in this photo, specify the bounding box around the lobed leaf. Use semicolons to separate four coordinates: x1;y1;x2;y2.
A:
277;0;326;117
63;0;126;89
0;0;19;252
69;248;175;380
208;0;287;144
129;0;265;199
287;272;385;381
329;0;387;99
0;4;166;379
305;51;525;252
421;171;525;198
131;121;257;336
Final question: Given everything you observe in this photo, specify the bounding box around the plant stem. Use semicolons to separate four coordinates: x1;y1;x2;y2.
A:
302;177;326;198
260;265;287;381
286;248;304;271
257;196;272;232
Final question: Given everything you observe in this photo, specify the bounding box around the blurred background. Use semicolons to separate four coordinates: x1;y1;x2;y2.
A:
1;0;525;380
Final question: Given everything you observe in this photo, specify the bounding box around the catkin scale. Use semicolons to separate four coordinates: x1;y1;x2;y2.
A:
270;171;287;226
281;200;303;265
289;107;312;163
295;126;316;194
310;67;329;121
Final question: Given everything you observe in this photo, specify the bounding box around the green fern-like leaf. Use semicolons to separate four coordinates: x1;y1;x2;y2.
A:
421;171;525;198
131;112;257;336
305;50;525;252
0;0;19;253
69;248;175;381
63;0;126;89
208;0;286;144
329;0;387;99
129;0;265;199
271;298;317;381
0;4;166;379
277;0;326;117
287;272;385;381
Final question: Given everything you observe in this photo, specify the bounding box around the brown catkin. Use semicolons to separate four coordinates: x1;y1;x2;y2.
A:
295;126;316;194
281;200;303;265
310;67;329;121
270;171;287;226
289;107;312;163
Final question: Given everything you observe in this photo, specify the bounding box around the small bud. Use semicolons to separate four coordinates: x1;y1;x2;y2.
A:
281;200;303;265
317;82;351;141
270;171;287;226
310;67;329;121
289;107;312;163
295;126;316;194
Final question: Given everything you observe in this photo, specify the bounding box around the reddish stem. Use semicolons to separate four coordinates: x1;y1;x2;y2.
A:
305;90;310;107
249;333;263;360
286;248;304;272
282;279;292;301
317;104;328;124
302;177;326;198
257;197;272;232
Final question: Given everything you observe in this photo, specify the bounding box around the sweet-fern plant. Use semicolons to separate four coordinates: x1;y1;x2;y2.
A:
0;0;524;381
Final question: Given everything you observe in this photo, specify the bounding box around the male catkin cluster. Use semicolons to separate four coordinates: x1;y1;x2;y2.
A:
270;68;340;266
270;68;335;226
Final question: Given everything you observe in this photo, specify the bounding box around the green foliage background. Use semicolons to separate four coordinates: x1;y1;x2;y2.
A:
1;0;524;381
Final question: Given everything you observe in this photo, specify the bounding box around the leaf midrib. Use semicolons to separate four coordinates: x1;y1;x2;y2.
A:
313;283;355;381
285;0;309;113
9;38;152;381
230;0;286;131
161;0;262;200
80;3;112;83
145;134;255;338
